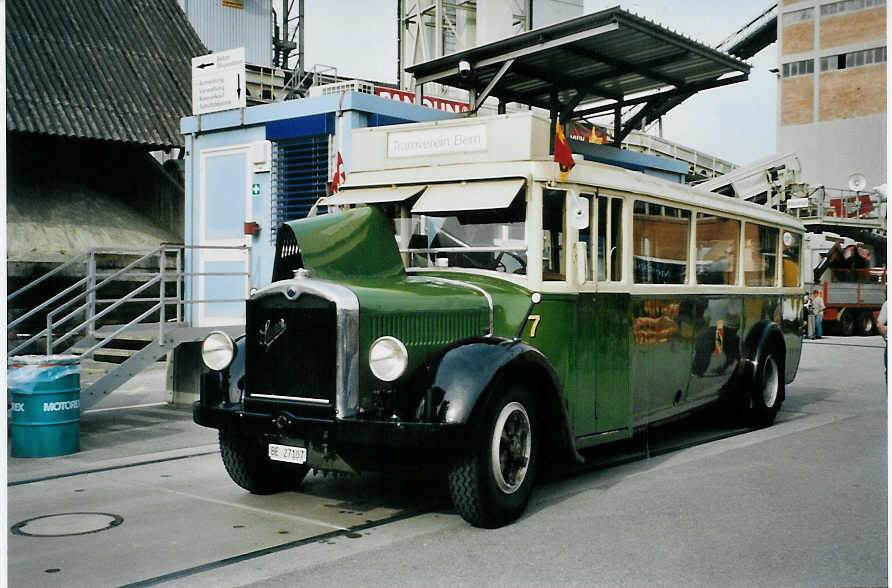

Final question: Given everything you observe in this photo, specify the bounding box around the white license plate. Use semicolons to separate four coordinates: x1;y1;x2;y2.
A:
268;443;307;464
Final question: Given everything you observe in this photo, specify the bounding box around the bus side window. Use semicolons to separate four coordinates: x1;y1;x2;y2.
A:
543;189;566;281
696;213;740;285
782;231;802;287
579;194;593;282
596;195;623;282
633;200;690;284
611;197;623;281
743;223;779;286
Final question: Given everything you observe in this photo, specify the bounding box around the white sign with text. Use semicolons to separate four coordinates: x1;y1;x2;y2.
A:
387;125;487;159
786;197;810;209
191;47;246;115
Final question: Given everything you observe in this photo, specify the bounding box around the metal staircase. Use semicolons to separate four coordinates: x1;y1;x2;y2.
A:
7;245;249;409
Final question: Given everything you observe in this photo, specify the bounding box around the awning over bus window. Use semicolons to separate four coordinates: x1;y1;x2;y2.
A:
411;179;525;214
319;185;427;206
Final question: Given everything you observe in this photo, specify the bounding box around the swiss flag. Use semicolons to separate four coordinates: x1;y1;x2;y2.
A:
330;151;345;193
553;123;575;180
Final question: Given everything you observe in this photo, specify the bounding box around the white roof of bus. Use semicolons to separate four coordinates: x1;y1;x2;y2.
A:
340;158;805;232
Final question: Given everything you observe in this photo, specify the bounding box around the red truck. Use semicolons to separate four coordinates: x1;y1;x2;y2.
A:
812;243;886;335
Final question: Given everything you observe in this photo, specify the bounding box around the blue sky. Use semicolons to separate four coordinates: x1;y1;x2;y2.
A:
303;1;778;165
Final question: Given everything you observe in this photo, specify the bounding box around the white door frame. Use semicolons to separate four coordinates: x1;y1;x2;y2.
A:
196;144;254;327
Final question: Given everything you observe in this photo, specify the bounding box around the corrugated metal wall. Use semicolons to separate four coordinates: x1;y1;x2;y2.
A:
179;0;272;67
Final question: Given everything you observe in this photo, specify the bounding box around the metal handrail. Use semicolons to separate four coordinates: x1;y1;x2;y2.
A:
7;246;176;302
7;249;93;303
8;276;90;331
9;246;174;356
40;247;170;329
47;275;162;352
8;246;171;330
7;244;251;358
78;303;163;359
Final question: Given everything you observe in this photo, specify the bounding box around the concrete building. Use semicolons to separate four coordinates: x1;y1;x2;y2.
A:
777;0;887;191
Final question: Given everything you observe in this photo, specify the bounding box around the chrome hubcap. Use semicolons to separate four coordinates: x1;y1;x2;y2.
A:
491;402;531;494
762;356;779;408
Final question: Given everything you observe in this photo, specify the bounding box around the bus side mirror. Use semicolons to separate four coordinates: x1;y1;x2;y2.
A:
574;241;588;284
569;196;589;230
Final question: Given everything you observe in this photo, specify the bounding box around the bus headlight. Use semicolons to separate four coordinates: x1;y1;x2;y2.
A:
369;336;408;382
201;331;235;371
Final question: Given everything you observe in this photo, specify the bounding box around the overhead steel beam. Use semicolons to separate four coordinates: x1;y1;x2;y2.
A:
470;58;515;114
573;72;748;118
413;21;619;85
617;92;689;144
613;104;623;147
560;89;589;122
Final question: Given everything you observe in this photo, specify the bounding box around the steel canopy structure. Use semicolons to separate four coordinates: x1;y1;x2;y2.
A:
405;6;751;146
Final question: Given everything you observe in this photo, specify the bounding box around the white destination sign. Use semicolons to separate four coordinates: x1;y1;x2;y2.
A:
191;47;246;115
786;197;810;209
388;125;487;158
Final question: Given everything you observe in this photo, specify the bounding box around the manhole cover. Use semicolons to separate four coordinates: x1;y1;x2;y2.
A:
11;513;123;537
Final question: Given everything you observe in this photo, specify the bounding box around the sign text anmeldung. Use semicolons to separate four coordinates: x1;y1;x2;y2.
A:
191;47;246;115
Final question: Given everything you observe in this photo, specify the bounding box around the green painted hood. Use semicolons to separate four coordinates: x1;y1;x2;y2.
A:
278;207;534;340
412;271;534;339
281;206;405;281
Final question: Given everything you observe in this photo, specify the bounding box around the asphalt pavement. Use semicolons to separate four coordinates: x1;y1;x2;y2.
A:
5;335;888;587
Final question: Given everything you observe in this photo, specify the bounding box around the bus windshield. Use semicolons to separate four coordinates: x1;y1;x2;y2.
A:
382;194;527;275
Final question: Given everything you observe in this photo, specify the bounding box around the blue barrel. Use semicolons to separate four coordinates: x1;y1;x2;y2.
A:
8;355;81;457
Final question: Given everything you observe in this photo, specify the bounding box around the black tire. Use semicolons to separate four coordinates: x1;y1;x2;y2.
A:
856;311;876;336
447;385;538;528
745;351;784;429
839;311;855;336
219;430;309;494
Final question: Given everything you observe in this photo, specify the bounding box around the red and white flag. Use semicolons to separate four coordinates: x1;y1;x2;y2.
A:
330;151;345;193
553;123;575;181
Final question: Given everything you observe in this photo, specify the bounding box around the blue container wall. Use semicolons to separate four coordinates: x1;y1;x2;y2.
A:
182;94;456;325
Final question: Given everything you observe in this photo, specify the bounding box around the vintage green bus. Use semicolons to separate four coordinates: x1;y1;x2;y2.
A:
194;113;805;528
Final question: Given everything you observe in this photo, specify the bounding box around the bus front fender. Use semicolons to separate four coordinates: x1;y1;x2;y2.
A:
418;338;582;464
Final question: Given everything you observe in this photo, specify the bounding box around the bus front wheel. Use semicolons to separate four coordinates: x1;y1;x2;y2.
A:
219;430;309;494
448;385;538;528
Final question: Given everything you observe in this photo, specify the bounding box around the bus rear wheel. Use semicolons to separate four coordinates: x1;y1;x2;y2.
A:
448;385;538;528
219;430;309;494
745;352;784;428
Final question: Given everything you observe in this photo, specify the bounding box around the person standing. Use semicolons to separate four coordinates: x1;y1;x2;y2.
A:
805;293;815;339
812;289;825;339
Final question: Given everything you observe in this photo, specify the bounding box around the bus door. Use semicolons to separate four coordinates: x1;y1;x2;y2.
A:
629;200;695;420
575;192;632;439
687;296;743;401
686;213;746;401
